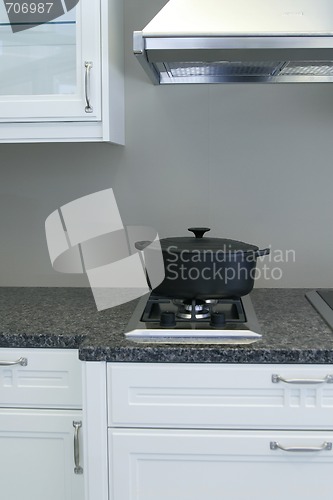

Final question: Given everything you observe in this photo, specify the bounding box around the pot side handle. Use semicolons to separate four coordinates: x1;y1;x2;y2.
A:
135;240;152;251
255;248;271;257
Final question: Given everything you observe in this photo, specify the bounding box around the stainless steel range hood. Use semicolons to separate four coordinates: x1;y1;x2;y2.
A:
133;0;333;84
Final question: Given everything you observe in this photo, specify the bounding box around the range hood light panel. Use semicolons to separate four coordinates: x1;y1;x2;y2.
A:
134;0;333;84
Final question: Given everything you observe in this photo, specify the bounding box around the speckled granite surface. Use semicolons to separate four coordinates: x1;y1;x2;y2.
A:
1;287;333;363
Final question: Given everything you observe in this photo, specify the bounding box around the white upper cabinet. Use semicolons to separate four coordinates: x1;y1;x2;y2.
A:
0;0;124;143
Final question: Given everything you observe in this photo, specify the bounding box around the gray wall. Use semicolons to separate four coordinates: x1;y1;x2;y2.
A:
1;0;333;288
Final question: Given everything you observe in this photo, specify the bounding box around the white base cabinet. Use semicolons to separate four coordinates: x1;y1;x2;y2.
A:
83;362;333;500
109;429;333;500
0;348;84;500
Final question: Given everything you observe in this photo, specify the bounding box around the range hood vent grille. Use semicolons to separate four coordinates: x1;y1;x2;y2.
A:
162;61;284;77
280;61;333;76
151;60;333;84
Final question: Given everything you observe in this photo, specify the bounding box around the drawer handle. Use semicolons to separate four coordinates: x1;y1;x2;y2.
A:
270;441;332;453
84;61;93;113
73;421;83;475
0;357;28;367
272;374;333;385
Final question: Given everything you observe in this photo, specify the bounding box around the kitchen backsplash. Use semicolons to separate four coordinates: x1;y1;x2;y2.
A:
0;0;332;288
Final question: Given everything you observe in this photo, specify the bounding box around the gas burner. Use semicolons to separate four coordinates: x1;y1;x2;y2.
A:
176;299;211;320
125;293;262;343
204;299;218;304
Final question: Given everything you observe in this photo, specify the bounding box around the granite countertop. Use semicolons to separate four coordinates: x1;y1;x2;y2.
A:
0;287;333;363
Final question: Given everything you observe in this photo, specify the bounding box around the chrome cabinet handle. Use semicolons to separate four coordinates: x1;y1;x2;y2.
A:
84;61;93;113
272;374;333;384
73;421;83;474
270;441;332;453
0;357;27;367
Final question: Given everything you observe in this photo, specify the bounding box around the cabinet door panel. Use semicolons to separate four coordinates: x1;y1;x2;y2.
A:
109;429;333;500
0;409;84;500
0;0;101;120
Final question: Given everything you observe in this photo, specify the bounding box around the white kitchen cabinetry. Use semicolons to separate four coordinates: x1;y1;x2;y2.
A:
0;0;124;143
0;348;84;500
83;362;333;500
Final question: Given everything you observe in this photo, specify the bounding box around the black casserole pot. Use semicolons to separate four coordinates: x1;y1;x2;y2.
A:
136;227;270;299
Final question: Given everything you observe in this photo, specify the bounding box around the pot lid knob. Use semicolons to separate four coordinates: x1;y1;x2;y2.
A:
188;227;211;239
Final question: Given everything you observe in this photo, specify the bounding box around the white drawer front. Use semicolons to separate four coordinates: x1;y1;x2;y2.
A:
108;363;333;429
0;349;82;408
109;429;333;500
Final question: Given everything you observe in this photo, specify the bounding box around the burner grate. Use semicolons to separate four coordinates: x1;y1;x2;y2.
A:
141;296;246;325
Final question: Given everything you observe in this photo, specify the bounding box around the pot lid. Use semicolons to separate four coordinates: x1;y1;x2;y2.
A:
160;227;259;253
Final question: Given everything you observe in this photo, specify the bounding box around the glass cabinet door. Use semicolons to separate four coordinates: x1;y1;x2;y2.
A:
0;0;101;121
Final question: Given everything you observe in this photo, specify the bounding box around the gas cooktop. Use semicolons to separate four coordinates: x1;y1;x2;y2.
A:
125;293;262;344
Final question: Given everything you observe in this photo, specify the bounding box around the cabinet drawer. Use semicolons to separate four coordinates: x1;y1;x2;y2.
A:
0;349;82;408
109;428;333;500
107;363;333;429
